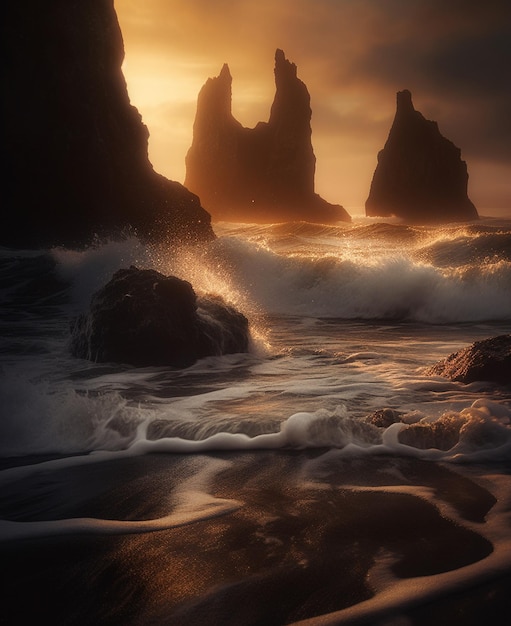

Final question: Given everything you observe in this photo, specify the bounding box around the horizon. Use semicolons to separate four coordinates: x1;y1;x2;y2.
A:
115;0;511;219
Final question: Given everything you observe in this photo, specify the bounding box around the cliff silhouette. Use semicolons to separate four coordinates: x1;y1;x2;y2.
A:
185;49;351;224
2;0;214;249
366;90;478;223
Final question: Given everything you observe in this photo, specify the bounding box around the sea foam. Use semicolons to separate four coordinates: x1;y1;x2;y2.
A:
0;457;240;541
155;233;511;323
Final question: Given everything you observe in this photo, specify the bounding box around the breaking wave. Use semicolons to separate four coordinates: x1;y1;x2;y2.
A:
162;230;511;323
1;217;510;462
1;367;509;463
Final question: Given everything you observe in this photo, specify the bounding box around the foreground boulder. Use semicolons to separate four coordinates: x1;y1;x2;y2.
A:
185;49;351;225
70;267;249;367
426;335;511;385
2;0;213;249
365;90;479;223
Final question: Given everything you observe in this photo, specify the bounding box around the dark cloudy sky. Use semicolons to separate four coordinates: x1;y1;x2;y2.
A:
115;0;511;216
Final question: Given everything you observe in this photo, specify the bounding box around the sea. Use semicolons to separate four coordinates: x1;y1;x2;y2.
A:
1;215;511;625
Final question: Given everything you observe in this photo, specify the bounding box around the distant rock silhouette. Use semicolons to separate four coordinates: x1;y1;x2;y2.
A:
2;0;214;249
365;90;478;223
70;266;249;368
185;49;350;224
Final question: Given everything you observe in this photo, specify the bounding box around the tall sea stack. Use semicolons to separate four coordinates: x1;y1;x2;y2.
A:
2;0;214;249
365;90;478;223
185;49;350;224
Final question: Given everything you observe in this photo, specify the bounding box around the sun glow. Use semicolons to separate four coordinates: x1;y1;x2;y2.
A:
122;55;211;181
115;0;511;216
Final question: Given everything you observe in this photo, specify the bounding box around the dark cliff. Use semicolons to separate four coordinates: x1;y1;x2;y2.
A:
185;49;351;224
2;0;214;249
365;90;478;223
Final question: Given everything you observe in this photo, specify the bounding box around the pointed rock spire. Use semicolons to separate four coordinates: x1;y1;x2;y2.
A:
396;89;414;115
185;50;350;224
365;90;478;223
274;48;298;81
219;63;231;80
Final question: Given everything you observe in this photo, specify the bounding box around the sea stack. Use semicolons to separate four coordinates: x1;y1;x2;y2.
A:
185;49;350;224
365;90;478;223
2;0;214;249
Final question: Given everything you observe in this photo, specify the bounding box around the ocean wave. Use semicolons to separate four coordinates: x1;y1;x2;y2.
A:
418;231;511;267
3;219;510;325
0;252;68;309
1;385;509;464
171;235;511;323
134;399;511;463
216;219;509;249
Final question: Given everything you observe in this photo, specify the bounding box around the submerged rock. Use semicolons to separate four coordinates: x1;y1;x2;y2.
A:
398;415;465;451
365;90;479;223
185;49;351;225
2;0;213;249
70;267;249;367
426;334;511;385
365;408;404;428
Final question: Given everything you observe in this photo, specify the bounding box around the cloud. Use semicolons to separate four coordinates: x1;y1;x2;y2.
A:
346;3;511;163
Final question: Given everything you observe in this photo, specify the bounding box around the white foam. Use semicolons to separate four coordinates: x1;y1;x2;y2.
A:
2;400;508;488
0;457;241;541
52;236;151;311
0;370;146;457
290;470;511;626
160;235;511;323
26;221;511;327
291;542;511;626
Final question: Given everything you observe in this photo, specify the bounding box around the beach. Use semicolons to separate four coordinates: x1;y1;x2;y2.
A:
1;217;511;624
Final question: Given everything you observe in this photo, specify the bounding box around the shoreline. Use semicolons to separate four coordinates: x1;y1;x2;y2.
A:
1;451;509;625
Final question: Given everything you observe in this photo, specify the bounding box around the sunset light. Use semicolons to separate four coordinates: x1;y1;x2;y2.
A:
3;1;511;624
116;0;511;215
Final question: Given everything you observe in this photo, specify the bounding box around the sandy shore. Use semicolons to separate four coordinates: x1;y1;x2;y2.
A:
1;451;509;625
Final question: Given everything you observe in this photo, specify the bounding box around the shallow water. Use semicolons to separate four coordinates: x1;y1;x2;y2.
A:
1;216;511;624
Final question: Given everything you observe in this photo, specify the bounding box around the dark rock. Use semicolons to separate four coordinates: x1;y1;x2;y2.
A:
185;49;351;225
365;90;479;223
70;266;249;367
2;0;214;249
398;416;465;451
365;408;404;428
426;334;511;385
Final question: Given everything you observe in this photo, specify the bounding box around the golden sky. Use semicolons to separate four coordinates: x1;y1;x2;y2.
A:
115;0;511;216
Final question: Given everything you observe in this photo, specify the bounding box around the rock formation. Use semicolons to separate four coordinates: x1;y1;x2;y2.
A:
185;49;350;224
365;408;404;428
70;266;250;368
427;334;511;385
2;0;214;249
365;90;479;223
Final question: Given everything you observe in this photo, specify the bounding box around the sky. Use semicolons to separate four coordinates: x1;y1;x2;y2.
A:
115;0;511;217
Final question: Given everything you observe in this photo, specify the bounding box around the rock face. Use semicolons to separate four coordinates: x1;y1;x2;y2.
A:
365;90;479;223
427;335;511;385
2;0;214;249
185;49;351;224
70;267;250;367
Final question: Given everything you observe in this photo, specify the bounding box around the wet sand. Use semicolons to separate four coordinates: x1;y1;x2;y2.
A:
0;452;509;625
